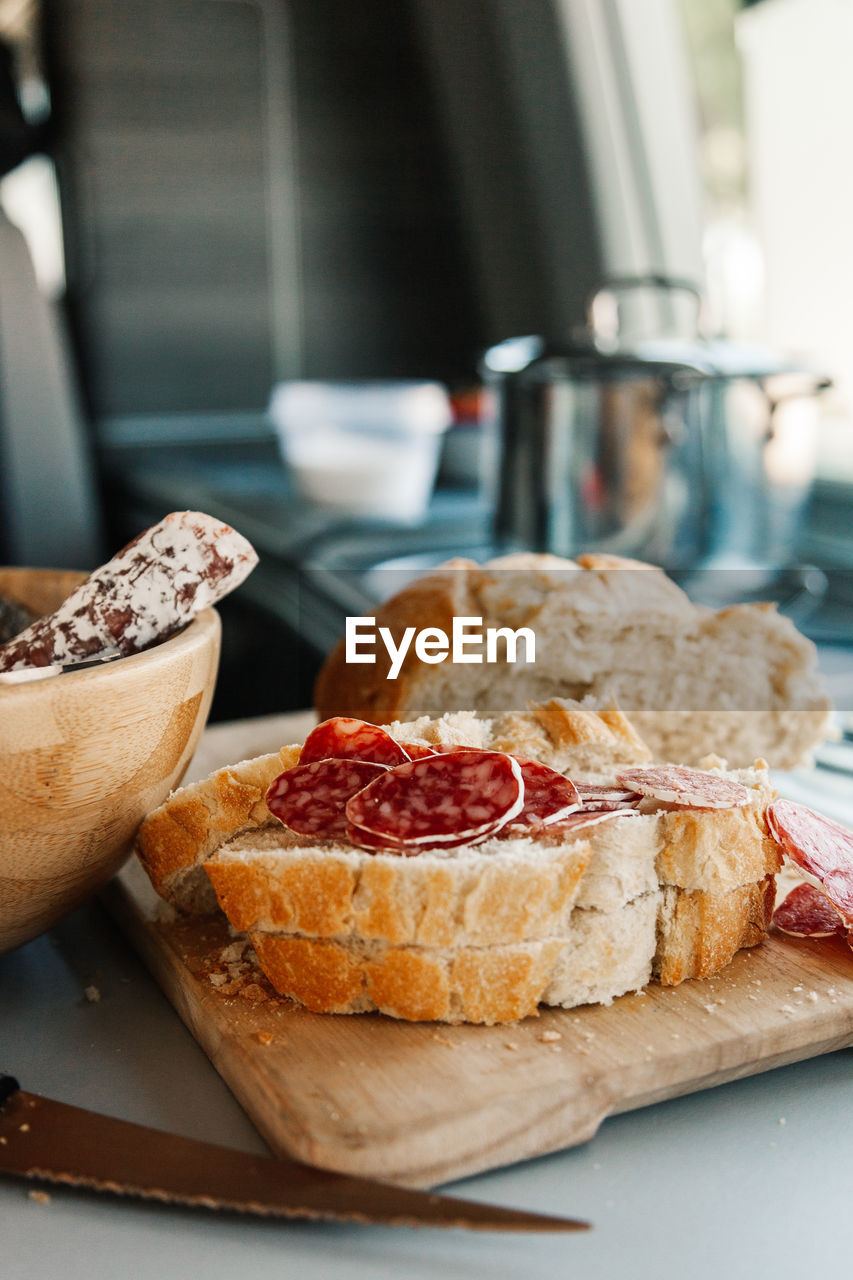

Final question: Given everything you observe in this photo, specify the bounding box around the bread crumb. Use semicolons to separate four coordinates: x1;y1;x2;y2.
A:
208;972;228;987
504;1041;519;1051
538;1030;562;1043
28;1190;51;1205
792;986;803;993
255;1031;274;1046
219;941;246;964
19;1124;30;1132
239;983;268;1003
828;987;837;996
808;991;819;1003
431;1032;455;1048
84;985;101;1003
779;1117;787;1125
550;1044;563;1053
780;1004;795;1014
703;1003;717;1014
747;994;758;1001
0;1136;6;1145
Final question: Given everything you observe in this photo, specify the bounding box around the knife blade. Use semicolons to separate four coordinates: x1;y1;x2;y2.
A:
0;1077;587;1232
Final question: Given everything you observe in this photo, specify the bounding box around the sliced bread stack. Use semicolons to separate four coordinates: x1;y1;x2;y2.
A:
135;699;781;1024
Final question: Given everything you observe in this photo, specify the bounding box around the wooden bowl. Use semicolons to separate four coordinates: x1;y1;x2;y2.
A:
0;568;221;954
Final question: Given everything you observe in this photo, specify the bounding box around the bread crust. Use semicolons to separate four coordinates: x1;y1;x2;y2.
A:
249;931;569;1024
655;877;776;985
135;745;300;910
249;875;775;1023
206;837;592;946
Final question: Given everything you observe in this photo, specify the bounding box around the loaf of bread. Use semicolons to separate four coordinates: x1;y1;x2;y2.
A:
135;700;781;1024
314;553;832;769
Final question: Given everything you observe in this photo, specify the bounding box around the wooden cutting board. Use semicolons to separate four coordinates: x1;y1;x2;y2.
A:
102;712;853;1189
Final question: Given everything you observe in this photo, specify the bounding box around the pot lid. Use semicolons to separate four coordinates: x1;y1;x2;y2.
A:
481;333;829;391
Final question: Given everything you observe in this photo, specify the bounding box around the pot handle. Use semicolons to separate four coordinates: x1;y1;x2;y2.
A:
587;273;710;344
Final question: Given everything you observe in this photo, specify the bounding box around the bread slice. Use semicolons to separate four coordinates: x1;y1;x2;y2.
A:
134;700;782;1024
246;878;774;1024
314;553;832;768
249;894;659;1024
135;697;649;914
208;777;778;943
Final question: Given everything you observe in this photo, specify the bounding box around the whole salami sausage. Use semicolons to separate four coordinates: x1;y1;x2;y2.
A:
266;758;388;840
346;751;524;848
0;511;257;672
299;717;411;768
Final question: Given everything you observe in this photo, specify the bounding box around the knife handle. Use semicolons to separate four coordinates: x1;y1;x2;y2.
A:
0;1076;20;1111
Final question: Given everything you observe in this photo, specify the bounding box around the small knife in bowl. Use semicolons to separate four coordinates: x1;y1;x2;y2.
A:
0;1077;587;1232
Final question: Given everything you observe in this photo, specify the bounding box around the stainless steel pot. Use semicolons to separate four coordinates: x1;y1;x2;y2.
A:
481;277;830;569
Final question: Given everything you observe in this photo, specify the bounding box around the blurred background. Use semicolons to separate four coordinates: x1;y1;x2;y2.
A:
0;0;851;716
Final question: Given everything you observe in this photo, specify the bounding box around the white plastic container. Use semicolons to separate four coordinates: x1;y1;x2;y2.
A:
269;381;452;522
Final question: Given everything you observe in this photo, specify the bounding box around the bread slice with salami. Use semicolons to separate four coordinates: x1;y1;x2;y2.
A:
134;701;783;1023
313;553;832;769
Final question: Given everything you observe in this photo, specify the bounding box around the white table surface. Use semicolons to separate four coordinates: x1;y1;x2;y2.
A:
3;713;852;1280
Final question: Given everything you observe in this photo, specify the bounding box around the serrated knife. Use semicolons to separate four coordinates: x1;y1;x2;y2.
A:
0;1077;587;1232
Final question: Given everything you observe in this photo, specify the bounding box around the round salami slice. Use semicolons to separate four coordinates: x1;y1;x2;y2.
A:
266;758;388;840
343;821;475;856
615;766;751;810
772;882;847;938
538;808;642;835
767;799;853;928
397;742;438;760
575;784;640;810
298;717;411;768
345;751;524;848
504;759;581;828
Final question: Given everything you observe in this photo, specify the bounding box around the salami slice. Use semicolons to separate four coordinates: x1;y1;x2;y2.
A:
504;759;581;828
346;751;524;848
397;741;438;760
298;717;411;768
575;784;640;810
266;758;387;840
615;766;751;810
772;882;847;938
0;511;257;672
536;808;642;835
767;799;853;928
343;821;475;856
